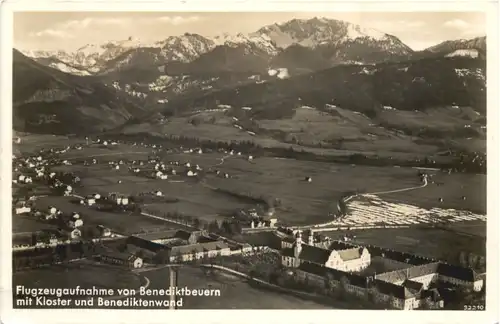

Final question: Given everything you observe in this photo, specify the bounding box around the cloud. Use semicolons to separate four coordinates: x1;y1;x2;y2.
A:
29;15;200;39
366;20;425;33
443;19;470;30
29;17;132;39
29;29;74;38
155;15;201;25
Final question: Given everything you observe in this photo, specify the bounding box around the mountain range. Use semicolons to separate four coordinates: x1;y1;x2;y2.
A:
21;18;486;76
14;17;487;156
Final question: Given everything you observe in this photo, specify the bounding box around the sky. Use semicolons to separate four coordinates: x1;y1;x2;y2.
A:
13;12;486;52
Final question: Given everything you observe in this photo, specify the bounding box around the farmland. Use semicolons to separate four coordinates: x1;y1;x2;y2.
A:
323;224;486;262
12;134;485;233
33;195;187;235
202;156;486;226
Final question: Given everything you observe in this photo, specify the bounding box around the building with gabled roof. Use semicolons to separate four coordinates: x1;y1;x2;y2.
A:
279;232;482;309
100;251;143;268
281;231;371;272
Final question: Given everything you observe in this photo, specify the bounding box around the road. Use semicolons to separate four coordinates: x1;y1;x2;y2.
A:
295;178;429;230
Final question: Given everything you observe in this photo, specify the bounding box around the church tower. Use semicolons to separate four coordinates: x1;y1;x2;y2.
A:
294;231;303;260
308;229;314;246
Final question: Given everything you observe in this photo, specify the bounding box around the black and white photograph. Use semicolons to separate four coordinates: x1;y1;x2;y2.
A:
1;4;497;319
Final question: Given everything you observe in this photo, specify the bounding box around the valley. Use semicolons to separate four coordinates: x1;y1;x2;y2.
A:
10;14;488;312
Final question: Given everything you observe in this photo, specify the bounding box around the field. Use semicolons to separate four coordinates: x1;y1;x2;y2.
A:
14;136;485;229
13;260;142;292
32;196;186;235
257;106;440;154
52;169;255;223
203;156;486;226
323;225;486;261
13;134;85;155
12;214;58;234
140;265;332;309
120;105;485;157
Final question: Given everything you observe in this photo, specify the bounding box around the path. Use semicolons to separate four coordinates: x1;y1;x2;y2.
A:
295;178;429;230
364;178;428;196
199;264;336;307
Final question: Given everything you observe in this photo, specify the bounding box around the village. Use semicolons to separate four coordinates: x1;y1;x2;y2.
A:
11;136;485;310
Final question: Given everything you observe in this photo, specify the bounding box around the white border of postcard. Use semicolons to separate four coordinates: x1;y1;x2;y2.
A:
1;1;499;324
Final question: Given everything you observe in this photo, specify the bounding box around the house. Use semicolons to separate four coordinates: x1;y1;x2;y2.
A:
14;206;31;215
68;228;82;239
374;262;484;292
281;232;371;272
97;225;111;237
131;230;179;245
167;241;231;263
100;251;143;268
174;230;205;245
294;262;444;310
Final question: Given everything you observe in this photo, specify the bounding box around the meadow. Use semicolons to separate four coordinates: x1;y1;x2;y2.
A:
203;156;485;226
33;196;184;235
323;225;486;262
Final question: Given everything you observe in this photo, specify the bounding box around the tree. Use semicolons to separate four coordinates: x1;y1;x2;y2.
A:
208;220;220;233
221;220;233;235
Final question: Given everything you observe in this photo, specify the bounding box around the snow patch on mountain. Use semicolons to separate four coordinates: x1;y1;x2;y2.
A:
454;68;485;81
344;24;386;41
48;62;91;76
268;68;290;79
445;49;479;58
213;33;279;55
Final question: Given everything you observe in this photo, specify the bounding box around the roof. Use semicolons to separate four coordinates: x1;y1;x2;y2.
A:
101;251;139;262
422;288;443;302
402;279;424;293
437;263;479;282
372;279;417;300
133;230;178;241
297;262;368;289
169;241;230;255
408;262;440;278
375;262;440;283
281;247;294;258
174;230;205;241
365;245;435;265
337;247;364;261
297;262;328;277
298;244;332;264
328;240;357;251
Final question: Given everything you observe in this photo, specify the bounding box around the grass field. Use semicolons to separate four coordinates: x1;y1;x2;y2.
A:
59;145;150;161
12;215;58;234
142;265;332;309
13;260;142;292
13;134;85;155
323;225;486;261
203;156;485;226
52;165;255;222
33;196;185;234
